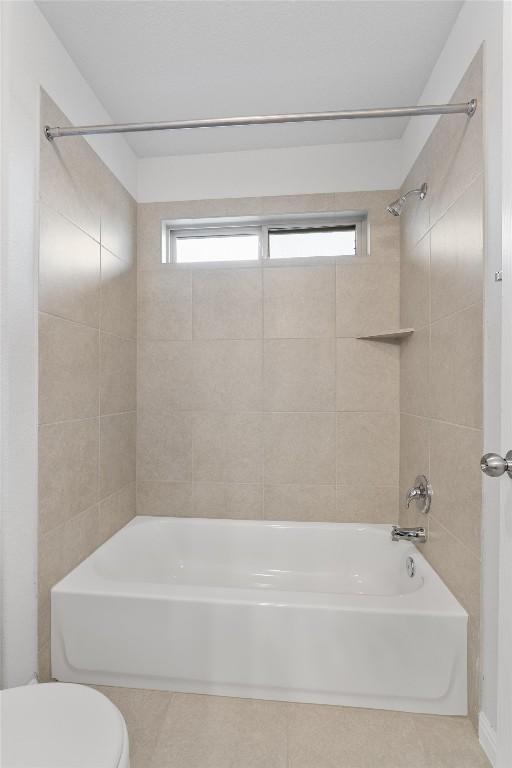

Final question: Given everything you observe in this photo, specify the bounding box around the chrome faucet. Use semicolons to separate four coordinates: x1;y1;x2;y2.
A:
406;486;422;507
391;525;427;543
405;475;432;514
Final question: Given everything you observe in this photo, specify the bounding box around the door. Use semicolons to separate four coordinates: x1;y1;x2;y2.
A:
496;5;512;764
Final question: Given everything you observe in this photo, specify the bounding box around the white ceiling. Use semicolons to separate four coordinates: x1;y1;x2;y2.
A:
37;0;463;158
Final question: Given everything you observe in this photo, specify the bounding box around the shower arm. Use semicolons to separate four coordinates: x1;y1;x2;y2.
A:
44;99;477;140
401;185;428;203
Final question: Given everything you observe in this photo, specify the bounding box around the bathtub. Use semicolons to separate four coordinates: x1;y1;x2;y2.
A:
51;516;467;715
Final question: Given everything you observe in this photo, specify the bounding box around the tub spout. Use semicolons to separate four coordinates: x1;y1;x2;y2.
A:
391;526;427;543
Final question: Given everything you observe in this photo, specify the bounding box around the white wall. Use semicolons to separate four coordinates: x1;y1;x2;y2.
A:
0;0;136;688
137;139;402;202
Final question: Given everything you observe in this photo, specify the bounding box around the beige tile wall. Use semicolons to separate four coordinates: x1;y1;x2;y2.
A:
398;49;483;726
38;92;137;679
137;191;400;522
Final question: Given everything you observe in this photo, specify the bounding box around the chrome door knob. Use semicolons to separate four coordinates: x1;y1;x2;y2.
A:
480;451;512;478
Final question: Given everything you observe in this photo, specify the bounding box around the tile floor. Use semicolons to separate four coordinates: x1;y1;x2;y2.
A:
96;686;490;768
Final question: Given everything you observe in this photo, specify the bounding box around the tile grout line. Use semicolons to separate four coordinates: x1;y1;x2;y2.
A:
400;411;483;433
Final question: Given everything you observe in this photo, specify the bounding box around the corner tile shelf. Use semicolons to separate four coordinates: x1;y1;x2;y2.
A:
357;328;414;342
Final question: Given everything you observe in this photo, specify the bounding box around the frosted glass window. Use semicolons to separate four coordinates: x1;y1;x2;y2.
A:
268;226;356;259
175;233;259;263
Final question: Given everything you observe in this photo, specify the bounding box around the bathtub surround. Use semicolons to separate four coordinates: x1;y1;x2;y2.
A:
37;92;137;680
137;191;400;523
399;50;483;726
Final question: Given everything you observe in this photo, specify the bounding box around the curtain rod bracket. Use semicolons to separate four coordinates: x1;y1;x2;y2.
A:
466;98;477;117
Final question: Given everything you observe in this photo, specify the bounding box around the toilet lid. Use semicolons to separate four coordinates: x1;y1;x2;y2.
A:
1;683;128;768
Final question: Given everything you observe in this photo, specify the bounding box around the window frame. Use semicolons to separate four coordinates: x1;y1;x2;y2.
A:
163;213;368;267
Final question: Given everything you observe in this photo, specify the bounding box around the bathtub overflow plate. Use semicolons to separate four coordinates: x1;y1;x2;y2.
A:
406;556;415;578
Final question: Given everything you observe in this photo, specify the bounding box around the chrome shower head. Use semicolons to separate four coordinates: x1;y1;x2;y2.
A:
387;198;404;217
387;183;427;216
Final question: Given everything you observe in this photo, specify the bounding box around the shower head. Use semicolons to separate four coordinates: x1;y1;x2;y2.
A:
387;183;428;216
386;199;405;217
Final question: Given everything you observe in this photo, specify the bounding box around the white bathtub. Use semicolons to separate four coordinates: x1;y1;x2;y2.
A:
51;516;467;715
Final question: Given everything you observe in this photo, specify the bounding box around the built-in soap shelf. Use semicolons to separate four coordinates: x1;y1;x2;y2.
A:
357;328;414;342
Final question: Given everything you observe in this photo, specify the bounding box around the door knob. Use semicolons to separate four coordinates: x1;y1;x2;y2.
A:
480;451;512;478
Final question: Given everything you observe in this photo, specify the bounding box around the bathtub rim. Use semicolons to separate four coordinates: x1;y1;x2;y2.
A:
51;516;468;618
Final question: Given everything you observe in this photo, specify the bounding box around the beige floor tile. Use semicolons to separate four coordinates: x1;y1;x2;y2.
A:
88;687;489;768
150;693;288;768
287;704;425;768
412;713;490;767
95;686;171;768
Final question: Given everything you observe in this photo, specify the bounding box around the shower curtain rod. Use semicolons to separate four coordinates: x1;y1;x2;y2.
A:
44;99;477;140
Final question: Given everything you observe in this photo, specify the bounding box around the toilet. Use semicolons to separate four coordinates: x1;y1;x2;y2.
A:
1;682;129;768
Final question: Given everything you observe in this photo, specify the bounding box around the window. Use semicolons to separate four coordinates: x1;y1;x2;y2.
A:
268;225;356;260
173;228;260;264
165;215;365;265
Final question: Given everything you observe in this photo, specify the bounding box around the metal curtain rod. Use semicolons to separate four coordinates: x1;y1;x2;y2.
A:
44;99;477;141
